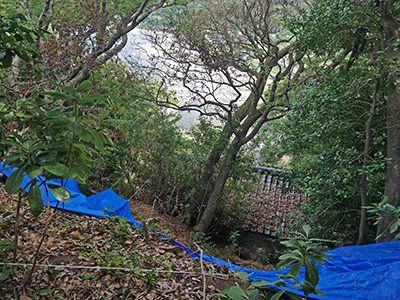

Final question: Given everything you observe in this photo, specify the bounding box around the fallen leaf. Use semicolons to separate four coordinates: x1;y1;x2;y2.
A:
20;293;31;300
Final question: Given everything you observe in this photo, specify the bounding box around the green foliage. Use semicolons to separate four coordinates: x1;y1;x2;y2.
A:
276;225;333;297
0;239;15;280
0;1;20;15
273;60;387;243
289;0;379;55
1;79;110;215
366;197;400;241
0;15;110;217
109;215;133;241
218;272;265;300
85;64;231;225
278;0;396;244
0;13;41;68
189;231;216;250
0;238;14;255
83;62;191;205
218;225;333;300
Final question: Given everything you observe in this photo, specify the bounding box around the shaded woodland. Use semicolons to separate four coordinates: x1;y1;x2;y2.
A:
1;0;400;298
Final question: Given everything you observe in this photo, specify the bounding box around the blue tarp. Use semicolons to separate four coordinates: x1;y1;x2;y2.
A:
0;165;141;227
1;164;400;299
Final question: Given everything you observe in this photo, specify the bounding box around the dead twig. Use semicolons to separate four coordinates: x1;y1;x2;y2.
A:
141;220;151;244
195;242;207;300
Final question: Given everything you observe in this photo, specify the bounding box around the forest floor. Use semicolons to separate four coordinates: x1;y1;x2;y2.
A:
0;184;275;299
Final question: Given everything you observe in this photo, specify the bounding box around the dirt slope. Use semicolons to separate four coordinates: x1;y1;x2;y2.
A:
0;184;239;299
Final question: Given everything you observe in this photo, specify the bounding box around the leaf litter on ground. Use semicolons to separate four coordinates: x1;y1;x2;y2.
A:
0;184;244;299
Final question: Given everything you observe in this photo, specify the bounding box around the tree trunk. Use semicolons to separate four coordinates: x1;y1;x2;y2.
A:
377;6;400;242
187;73;268;224
192;73;270;232
356;67;380;245
194;137;242;232
379;83;400;242
186;127;232;223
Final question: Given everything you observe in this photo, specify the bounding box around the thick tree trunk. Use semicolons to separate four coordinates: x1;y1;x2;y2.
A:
378;85;400;242
379;84;400;242
187;129;232;224
188;74;268;224
377;7;400;242
192;73;271;232
194;137;242;232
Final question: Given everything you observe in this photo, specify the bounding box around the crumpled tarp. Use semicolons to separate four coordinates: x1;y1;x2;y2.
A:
0;165;141;227
1;164;400;299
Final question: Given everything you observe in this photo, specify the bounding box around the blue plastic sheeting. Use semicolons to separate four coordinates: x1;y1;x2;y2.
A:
0;164;141;227
240;241;400;300
2;164;400;299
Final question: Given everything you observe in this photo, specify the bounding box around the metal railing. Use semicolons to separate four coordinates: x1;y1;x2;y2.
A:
235;166;306;235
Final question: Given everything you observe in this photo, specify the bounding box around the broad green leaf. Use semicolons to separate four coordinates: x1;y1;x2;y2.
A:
286;292;303;300
27;167;41;178
66;164;87;183
25;32;34;43
312;256;326;265
15;48;30;62
281;240;297;248
68;122;83;135
5;167;25;194
389;221;398;234
76;80;92;92
276;258;297;270
252;280;269;288
3;153;27;162
376;223;391;240
81;94;107;105
61;85;76;95
223;285;248;300
313;252;333;263
248;289;259;300
300;281;314;297
0;139;19;147
22;139;36;150
279;253;298;260
305;260;319;287
1;51;13;68
79;96;95;106
3;111;14;122
79;129;92;142
48;184;71;202
16;98;28;107
101;109;110;120
286;263;302;278
75;147;93;165
236;272;248;283
270;289;286;300
303;225;311;238
28;184;43;217
107;94;123;104
43;162;69;176
9;13;25;19
40;91;71;101
314;288;327;296
0;270;10;281
81;117;92;125
92;132;105;153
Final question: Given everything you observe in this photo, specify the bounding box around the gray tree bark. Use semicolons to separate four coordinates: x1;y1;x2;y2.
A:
377;4;400;242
